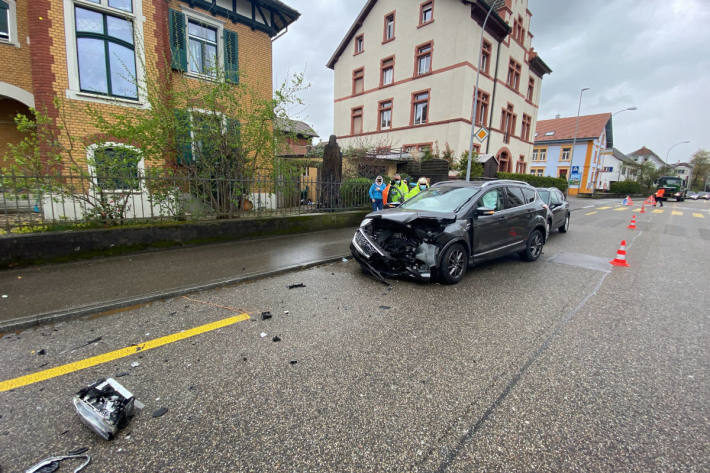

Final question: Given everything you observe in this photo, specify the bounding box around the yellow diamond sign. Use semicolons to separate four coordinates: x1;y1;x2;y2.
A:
475;128;489;142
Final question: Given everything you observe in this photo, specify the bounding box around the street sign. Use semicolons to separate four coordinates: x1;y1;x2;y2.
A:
475;128;489;142
571;165;580;173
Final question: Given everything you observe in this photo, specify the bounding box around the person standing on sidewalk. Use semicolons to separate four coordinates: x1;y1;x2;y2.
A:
655;188;665;207
369;176;386;211
385;174;409;206
406;177;429;200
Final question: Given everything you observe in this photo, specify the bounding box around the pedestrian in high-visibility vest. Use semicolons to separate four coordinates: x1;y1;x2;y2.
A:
655;188;665;207
406;177;429;200
384;174;409;206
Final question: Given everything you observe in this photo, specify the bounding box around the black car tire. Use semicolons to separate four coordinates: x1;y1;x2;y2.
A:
559;213;570;233
519;229;544;262
439;243;467;285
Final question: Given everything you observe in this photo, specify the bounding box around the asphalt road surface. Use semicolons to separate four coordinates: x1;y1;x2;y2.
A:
1;199;708;472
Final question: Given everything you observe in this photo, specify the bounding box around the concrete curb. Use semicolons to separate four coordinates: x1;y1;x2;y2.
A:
0;254;350;332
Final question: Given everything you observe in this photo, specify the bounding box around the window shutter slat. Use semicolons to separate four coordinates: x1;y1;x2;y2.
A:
174;109;193;165
223;29;239;83
169;9;187;71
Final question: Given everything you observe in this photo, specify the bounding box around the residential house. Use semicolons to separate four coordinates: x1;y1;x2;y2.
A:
0;0;299;170
672;162;693;186
327;0;551;174
597;147;639;190
628;146;666;169
532;113;612;195
275;118;319;203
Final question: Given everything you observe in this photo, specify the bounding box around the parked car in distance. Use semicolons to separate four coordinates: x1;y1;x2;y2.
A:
700;192;710;200
688;191;699;200
536;187;570;234
350;179;550;285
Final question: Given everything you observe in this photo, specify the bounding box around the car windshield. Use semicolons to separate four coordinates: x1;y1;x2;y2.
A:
400;186;478;213
659;177;682;187
537;189;551;205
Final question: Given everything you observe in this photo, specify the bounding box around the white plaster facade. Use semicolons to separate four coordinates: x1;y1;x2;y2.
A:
328;0;550;173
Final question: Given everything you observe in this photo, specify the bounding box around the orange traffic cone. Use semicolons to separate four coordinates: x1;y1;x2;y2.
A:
640;203;646;214
626;196;634;206
628;215;637;230
610;240;630;267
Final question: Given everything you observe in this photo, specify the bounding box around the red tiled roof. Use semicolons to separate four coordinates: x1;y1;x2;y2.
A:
628;146;659;158
534;113;611;143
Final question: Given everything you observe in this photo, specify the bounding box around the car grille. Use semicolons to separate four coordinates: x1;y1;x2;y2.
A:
353;229;380;258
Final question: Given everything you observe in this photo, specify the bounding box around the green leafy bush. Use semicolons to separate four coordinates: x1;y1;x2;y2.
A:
340;177;372;208
609;180;641;195
496;172;569;192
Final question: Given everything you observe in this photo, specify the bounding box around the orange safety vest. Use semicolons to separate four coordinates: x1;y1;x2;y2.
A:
382;184;391;204
656;188;665;198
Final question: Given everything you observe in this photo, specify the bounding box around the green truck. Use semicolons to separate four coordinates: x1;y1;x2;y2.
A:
656;176;686;202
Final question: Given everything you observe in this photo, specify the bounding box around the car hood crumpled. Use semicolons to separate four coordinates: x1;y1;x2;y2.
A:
367;209;457;225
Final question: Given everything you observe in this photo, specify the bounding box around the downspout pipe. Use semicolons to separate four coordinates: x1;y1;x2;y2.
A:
485;34;503;155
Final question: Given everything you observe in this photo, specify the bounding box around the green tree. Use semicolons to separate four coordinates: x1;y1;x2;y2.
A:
453;151;483;178
690;149;710;191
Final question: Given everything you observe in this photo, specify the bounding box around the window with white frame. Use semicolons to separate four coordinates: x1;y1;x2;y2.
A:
74;0;138;99
188;20;218;77
88;144;143;192
65;0;145;104
0;0;12;43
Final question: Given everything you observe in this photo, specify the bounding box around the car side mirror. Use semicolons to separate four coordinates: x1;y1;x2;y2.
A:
477;206;495;216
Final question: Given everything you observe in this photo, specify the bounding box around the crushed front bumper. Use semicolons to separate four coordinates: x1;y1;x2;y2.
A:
350;228;435;282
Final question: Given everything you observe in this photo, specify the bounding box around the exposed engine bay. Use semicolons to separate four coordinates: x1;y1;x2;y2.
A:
351;212;459;282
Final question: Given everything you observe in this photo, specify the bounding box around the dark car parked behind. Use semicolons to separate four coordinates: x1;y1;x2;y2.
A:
351;179;550;285
536;187;570;233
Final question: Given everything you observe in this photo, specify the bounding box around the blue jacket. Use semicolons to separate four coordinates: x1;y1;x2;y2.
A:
369;182;386;200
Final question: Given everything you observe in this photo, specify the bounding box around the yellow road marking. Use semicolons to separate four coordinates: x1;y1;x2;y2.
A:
632;208;641;212
672;211;683;216
614;207;629;211
597;206;612;210
585;211;598;216
0;312;250;392
693;213;704;219
652;209;664;214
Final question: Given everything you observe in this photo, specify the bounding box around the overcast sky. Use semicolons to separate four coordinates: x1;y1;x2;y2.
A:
273;0;710;164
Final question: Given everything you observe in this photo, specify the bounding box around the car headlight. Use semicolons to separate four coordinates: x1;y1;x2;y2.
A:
360;218;373;228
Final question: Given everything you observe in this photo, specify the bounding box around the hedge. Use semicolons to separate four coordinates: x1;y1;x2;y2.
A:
496;172;569;192
609;180;641;195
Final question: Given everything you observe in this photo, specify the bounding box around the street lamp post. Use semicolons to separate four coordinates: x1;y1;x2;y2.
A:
569;87;590;192
599;106;637;190
465;0;504;181
613;106;637;116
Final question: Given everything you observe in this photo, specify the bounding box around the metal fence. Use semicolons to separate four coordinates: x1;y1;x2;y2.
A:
0;171;371;235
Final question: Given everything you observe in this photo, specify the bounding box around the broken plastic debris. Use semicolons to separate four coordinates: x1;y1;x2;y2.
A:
73;378;135;441
115;372;129;378
283;310;289;315
130;361;140;368
289;360;298;365
66;447;89;456
342;258;348;263
25;454;91;473
260;332;267;338
1;294;7;299
288;283;306;289
37;349;47;355
152;407;168;418
379;306;392;310
261;311;272;320
272;336;281;342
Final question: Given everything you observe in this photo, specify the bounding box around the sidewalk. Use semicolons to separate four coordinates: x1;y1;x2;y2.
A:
0;227;357;330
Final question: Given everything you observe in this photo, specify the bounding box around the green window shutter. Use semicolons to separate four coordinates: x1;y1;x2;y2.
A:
168;9;187;71
223;29;239;83
174;109;194;165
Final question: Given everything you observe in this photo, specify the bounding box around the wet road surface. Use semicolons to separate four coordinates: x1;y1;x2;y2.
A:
1;199;708;472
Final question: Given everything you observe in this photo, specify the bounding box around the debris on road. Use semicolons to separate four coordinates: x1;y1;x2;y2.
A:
37;349;47;356
151;407;168;418
288;283;306;289
1;294;7;299
115;372;129;378
260;332;267;338
25;454;91;473
66;447;89;456
72;378;136;440
284;310;289;315
379;306;392;310
272;336;281;342
261;311;272;320
341;258;348;263
289;360;298;365
130;361;140;368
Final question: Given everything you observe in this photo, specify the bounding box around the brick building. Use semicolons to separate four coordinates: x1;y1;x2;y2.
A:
0;0;298;169
327;0;551;173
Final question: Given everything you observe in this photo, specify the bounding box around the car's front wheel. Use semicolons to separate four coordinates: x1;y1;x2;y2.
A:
559;213;570;233
439;243;467;285
519;229;544;262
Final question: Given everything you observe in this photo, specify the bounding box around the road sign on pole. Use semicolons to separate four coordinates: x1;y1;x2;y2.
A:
475;128;489;142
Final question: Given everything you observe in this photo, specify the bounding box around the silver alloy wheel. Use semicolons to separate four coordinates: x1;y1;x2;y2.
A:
447;247;465;279
563;215;569;231
529;231;543;259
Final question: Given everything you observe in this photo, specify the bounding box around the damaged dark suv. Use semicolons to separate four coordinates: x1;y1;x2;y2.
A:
351;179;549;284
